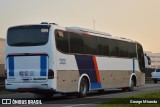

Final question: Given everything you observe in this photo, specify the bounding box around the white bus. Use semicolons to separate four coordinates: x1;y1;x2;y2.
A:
5;22;146;98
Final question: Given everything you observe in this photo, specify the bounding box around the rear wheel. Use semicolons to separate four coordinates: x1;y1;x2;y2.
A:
77;78;88;98
128;79;135;91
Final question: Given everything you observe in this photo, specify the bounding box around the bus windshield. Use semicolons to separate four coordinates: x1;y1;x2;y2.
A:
7;25;50;46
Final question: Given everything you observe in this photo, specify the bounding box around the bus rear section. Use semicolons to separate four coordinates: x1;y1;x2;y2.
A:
5;25;56;95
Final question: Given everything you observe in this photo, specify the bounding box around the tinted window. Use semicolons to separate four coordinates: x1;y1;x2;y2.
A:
137;43;145;72
119;41;128;57
98;37;109;56
109;39;119;57
69;32;84;53
84;35;97;55
55;30;69;53
7;25;50;46
128;43;136;58
55;29;138;60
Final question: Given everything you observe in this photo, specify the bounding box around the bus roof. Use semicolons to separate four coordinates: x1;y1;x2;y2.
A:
8;23;138;43
66;27;136;43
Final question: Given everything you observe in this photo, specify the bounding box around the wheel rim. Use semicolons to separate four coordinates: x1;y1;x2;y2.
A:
81;82;87;94
131;80;134;90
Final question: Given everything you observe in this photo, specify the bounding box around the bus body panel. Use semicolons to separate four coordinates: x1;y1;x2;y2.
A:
6;55;48;83
57;70;79;92
55;50;144;92
56;51;79;92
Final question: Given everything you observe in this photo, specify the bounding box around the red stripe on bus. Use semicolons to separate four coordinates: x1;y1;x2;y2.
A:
92;56;101;83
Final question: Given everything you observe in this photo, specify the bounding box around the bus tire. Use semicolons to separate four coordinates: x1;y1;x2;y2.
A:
128;78;135;91
77;78;88;98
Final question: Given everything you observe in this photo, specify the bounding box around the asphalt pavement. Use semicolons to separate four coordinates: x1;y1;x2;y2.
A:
0;83;160;107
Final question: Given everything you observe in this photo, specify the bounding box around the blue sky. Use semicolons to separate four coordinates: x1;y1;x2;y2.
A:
0;0;160;52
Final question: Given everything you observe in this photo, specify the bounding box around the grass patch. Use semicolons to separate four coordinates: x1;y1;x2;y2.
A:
97;90;160;107
97;104;160;107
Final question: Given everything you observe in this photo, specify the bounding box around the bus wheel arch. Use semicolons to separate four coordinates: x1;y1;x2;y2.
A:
129;74;137;91
132;75;137;87
77;74;90;97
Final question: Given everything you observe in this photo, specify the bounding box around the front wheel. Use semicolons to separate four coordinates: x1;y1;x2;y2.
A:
77;78;88;98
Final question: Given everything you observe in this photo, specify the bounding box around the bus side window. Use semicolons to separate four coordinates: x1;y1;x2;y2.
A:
137;44;145;72
69;32;84;54
97;37;109;56
109;39;119;57
55;30;69;53
119;41;128;57
84;35;98;55
128;43;137;58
